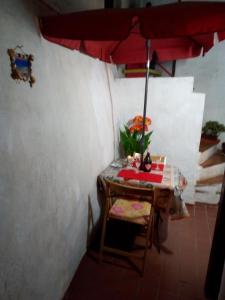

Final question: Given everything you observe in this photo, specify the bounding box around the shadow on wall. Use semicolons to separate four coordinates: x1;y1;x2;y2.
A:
87;195;95;248
87;183;105;249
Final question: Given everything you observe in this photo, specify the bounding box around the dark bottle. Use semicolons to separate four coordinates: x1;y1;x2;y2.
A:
143;152;152;172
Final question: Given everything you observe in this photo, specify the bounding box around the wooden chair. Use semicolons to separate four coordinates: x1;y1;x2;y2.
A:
99;179;156;276
154;188;172;252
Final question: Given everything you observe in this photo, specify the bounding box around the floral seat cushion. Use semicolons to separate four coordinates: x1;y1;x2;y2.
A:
109;198;152;225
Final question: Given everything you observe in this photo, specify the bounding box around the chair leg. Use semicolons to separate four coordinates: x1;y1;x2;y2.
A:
142;213;153;276
149;210;155;249
155;210;162;253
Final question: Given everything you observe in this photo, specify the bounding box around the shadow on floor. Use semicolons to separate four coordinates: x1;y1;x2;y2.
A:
63;203;218;300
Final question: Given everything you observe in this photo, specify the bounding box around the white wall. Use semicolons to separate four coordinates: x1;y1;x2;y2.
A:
176;41;225;144
108;71;205;203
118;0;225;144
0;0;221;299
0;1;114;300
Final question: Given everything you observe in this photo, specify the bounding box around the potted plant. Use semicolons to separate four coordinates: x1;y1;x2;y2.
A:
120;115;153;157
202;121;225;141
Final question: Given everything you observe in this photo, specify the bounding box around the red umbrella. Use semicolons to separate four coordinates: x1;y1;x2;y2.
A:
40;2;225;63
39;2;225;167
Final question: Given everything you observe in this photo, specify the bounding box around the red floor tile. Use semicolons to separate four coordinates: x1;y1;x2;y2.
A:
178;281;198;299
63;203;217;300
139;277;160;300
206;204;218;218
158;290;179;300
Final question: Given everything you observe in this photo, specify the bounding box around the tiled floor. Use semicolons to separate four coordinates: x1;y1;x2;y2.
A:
63;203;218;300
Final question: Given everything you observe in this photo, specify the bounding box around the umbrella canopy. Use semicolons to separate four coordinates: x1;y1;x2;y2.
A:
39;2;225;167
39;2;225;64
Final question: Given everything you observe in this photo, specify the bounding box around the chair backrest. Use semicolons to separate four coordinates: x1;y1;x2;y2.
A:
104;178;155;205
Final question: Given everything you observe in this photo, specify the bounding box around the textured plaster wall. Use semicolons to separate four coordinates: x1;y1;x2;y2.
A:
108;71;205;203
0;1;114;300
176;41;225;144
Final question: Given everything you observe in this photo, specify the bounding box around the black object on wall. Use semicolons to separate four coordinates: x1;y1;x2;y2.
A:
205;170;225;299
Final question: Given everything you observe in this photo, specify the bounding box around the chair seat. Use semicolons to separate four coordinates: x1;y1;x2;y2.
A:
109;198;152;225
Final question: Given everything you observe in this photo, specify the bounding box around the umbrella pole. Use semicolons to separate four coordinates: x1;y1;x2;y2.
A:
140;39;151;170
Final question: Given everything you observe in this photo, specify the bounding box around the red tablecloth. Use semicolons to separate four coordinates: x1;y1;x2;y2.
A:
118;169;163;183
151;163;164;171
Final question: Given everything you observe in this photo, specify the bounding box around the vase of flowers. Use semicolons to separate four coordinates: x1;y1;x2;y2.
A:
120;115;153;157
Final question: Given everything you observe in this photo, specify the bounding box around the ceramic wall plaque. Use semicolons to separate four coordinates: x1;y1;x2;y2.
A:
7;46;35;87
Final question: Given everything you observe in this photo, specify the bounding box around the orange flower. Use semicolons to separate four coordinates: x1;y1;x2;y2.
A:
145;117;151;125
133;115;143;123
132;115;151;126
129;125;142;134
129;124;148;134
127;115;152;134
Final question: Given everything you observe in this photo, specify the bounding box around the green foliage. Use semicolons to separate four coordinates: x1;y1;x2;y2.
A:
202;121;225;137
120;126;152;157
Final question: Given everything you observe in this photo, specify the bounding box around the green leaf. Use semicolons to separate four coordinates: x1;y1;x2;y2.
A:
120;125;153;157
125;126;131;137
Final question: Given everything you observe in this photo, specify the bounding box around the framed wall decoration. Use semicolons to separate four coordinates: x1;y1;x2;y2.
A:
7;46;35;87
